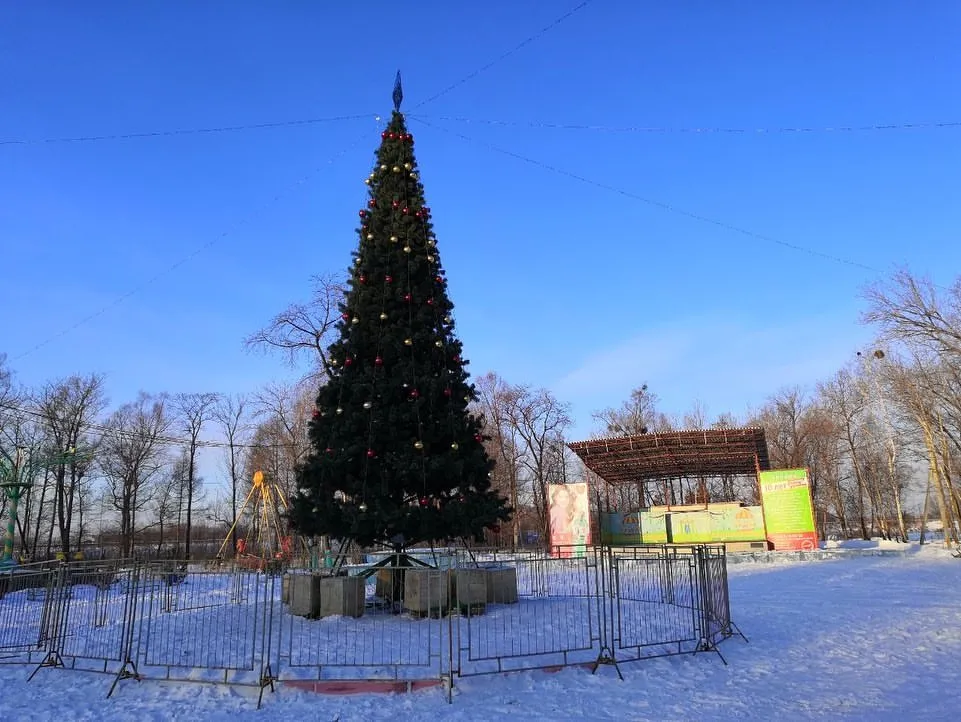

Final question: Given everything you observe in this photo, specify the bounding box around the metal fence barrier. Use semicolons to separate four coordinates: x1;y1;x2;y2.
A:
0;545;742;707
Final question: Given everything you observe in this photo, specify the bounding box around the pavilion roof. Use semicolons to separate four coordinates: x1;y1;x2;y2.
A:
568;427;770;485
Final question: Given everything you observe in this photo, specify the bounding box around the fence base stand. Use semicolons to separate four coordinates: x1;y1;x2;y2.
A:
256;663;276;709
591;647;623;681
107;660;141;698
27;651;64;681
726;621;749;644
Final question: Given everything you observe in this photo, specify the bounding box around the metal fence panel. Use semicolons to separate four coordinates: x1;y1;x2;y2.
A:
3;544;736;705
0;564;57;664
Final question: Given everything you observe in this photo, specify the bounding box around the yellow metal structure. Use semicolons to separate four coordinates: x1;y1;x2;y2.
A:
217;470;293;561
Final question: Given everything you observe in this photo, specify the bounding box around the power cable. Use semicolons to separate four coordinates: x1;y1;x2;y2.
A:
412;117;879;273
11;121;379;362
410;0;596;110
2;1;595;148
0;113;374;147
12;2;597;361
409;114;961;135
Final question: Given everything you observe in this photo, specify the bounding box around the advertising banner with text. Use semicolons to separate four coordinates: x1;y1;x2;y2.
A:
758;468;818;551
549;483;591;557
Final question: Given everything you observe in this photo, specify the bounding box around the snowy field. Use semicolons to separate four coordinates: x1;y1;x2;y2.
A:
2;545;960;721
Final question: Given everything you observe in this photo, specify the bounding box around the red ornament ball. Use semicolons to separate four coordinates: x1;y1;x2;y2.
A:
404;293;412;302
367;449;376;458
344;358;353;367
409;389;420;399
426;298;434;305
325;447;334;455
385;274;393;283
419;497;428;507
341;312;349;321
474;433;483;442
402;207;409;215
358;275;367;284
374;356;383;366
435;275;444;284
368;199;376;208
381;131;387;139
358;210;366;217
443;388;452;397
415;210;423;218
311;410;320;418
392;200;400;209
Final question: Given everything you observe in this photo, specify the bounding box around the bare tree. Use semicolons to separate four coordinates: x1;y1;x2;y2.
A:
592;384;672;437
475;373;527;547
213;393;251;553
99;393;170;557
173;392;219;559
512;387;573;540
36;374;107;557
245;273;346;381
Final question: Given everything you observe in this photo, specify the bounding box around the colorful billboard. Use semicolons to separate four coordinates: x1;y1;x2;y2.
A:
599;505;764;545
549;483;591;557
759;468;818;551
668;506;766;543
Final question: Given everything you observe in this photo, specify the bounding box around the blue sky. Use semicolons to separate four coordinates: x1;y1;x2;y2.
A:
3;1;961;452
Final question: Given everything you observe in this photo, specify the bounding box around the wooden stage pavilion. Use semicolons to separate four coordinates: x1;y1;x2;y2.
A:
568;427;772;509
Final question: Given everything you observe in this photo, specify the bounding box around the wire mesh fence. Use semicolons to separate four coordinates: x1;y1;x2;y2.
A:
0;544;740;706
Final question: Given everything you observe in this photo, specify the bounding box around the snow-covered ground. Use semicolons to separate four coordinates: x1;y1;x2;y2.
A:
2;544;960;721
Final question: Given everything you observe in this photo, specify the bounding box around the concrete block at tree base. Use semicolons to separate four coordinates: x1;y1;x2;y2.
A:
485;567;518;604
287;574;322;618
375;568;403;603
452;568;488;612
318;576;365;618
403;569;449;614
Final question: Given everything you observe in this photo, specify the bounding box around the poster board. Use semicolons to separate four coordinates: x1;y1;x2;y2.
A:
758;468;818;551
549;482;591;557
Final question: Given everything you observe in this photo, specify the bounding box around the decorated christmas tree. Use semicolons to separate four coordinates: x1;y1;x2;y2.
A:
289;75;511;553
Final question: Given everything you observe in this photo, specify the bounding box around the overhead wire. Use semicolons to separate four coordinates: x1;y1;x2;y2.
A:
11;120;379;361
411;117;881;273
408;114;961;135
0;113;374;147
11;1;593;361
410;0;596;110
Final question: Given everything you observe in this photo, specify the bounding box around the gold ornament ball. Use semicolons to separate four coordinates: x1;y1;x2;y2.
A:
351;317;360;324
336;407;343;415
366;234;374;240
380;164;387;170
410;172;418;180
364;178;371;185
379;312;388;320
404;338;413;346
358;502;368;512
428;239;436;247
354;258;362;265
392;166;401;173
451;442;459;450
427;254;435;262
443;316;452;323
404;162;412;170
403;245;412;253
390;235;398;243
435;340;443;348
363;401;372;409
414;440;424;450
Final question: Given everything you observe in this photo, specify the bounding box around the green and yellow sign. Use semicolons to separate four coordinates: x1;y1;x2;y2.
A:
758;468;818;551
